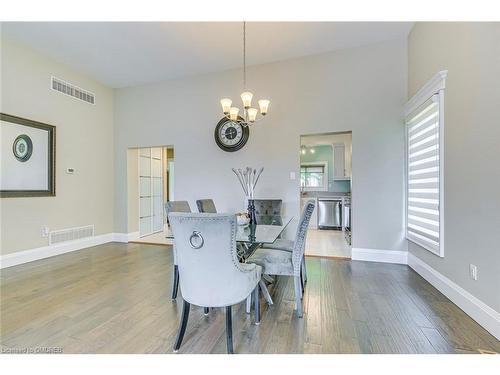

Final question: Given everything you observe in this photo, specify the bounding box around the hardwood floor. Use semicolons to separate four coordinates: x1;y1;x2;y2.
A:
305;229;351;258
1;243;498;354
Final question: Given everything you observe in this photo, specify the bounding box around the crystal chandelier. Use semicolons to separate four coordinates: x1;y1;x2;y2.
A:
219;22;270;126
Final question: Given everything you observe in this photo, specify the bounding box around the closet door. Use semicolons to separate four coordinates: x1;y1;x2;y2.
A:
138;147;164;237
139;148;153;237
151;147;164;232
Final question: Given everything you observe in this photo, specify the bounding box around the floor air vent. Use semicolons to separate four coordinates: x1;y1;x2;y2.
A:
51;76;95;104
49;225;95;245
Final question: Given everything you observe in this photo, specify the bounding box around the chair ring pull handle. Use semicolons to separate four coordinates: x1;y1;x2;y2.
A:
189;231;204;249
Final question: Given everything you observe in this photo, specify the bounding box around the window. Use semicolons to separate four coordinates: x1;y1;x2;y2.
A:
405;71;446;257
301;163;328;191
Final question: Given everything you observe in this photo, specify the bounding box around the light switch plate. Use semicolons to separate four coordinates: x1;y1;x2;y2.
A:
41;226;49;238
469;264;478;280
290;172;296;180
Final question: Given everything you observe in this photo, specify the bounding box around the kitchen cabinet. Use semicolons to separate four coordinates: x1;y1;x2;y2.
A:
333;143;351;180
301;197;317;229
333;144;346;179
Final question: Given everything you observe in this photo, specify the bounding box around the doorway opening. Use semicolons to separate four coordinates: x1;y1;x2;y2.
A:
126;146;174;245
300;132;352;258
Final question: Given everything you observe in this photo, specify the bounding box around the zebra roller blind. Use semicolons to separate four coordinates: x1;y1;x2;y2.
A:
406;94;442;255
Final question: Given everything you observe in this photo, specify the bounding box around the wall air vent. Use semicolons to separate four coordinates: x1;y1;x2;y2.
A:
51;76;95;105
49;225;95;245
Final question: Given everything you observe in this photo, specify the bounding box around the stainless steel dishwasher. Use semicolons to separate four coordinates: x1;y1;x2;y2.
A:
318;198;342;229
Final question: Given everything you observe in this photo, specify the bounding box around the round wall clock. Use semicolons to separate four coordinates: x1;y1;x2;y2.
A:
214;117;249;152
13;134;33;162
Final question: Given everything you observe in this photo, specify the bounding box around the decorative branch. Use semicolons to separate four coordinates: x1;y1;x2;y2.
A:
232;166;264;199
232;168;248;196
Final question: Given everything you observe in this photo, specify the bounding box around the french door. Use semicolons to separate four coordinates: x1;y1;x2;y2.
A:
139;147;164;237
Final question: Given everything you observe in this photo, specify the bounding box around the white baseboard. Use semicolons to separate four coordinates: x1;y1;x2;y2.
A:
351;248;408;264
408;253;500;341
0;233;114;269
0;231;142;269
112;231;139;243
128;231;140;241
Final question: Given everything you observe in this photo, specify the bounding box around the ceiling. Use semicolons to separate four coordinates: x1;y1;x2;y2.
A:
2;22;413;88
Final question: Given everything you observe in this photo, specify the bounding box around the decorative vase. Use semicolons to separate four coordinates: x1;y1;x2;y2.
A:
248;220;256;242
247;198;257;224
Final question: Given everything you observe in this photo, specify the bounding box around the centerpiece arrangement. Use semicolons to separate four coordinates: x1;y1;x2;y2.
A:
232;167;264;224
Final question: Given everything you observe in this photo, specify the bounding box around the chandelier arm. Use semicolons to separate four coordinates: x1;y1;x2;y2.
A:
223;114;246;126
223;112;267;127
249;114;266;124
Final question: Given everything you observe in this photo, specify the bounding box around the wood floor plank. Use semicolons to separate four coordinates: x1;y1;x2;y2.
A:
303;258;322;346
420;327;457;354
319;258;341;353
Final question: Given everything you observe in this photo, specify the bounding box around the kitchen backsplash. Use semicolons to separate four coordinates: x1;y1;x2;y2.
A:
328;179;351;193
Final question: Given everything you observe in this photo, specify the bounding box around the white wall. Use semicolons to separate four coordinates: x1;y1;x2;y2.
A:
0;36;115;255
114;39;408;252
408;23;500;311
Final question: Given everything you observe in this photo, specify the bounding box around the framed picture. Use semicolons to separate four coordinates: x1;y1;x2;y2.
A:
1;113;56;197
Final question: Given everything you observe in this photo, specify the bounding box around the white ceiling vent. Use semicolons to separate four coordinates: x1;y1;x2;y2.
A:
49;225;95;245
51;76;95;105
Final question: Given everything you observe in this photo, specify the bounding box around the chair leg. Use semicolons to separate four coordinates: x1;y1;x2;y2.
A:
173;300;190;352
294;276;304;318
171;265;179;300
302;256;308;284
204;307;209;315
259;279;274;305
245;294;252;314
253;285;260;325
225;306;234;354
300;268;305;294
263;274;275;283
297;272;303;299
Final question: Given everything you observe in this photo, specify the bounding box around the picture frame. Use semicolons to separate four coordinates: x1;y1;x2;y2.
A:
1;113;56;197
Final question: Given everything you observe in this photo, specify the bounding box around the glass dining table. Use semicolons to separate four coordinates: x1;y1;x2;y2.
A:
166;214;294;261
235;215;293;260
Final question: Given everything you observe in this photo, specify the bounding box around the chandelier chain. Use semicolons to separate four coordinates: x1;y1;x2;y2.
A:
243;21;246;90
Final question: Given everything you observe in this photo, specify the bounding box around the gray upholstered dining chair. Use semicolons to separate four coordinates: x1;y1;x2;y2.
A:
164;200;191;300
196;199;217;213
168;213;262;354
247;199;315;318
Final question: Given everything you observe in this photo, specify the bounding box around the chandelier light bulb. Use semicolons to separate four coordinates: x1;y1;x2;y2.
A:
247;108;258;122
229;107;239;121
240;91;253;109
258;99;270;115
220;98;232;114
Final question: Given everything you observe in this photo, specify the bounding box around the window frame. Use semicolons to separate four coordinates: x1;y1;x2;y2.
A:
300;161;329;192
405;70;447;257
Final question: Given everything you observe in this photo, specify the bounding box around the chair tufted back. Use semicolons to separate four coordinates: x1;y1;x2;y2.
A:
165;201;191;214
253;199;282;216
168;213;261;307
196;199;217;213
291;200;316;276
165;201;192;265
